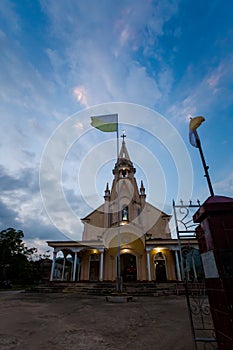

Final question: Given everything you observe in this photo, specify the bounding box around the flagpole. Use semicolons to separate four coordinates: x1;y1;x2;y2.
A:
90;112;121;291
116;121;122;292
195;131;214;197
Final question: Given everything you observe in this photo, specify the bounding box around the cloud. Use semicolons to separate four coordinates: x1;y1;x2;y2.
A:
73;86;88;107
41;0;178;108
124;64;162;105
0;165;85;243
0;167;39;206
0;0;232;255
166;54;233;124
25;238;52;256
214;171;233;196
0;198;18;228
206;56;233;97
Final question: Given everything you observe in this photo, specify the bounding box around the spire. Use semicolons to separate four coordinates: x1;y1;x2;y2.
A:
140;180;146;196
112;134;136;176
118;139;131;161
119;131;130;161
104;182;110;199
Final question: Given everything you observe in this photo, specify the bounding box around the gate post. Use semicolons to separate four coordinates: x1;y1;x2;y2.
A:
193;195;233;349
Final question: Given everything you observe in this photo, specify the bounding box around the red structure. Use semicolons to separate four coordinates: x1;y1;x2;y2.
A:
193;196;233;349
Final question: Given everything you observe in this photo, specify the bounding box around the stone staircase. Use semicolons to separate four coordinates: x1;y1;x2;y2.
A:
28;281;178;296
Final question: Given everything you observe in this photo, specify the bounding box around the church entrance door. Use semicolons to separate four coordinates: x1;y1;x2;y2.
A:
89;261;99;281
120;254;137;282
89;254;100;281
154;253;167;282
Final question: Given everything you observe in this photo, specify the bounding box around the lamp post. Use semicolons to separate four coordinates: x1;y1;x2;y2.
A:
195;132;214;196
189;116;214;197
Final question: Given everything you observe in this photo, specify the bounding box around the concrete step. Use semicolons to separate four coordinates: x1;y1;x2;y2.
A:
30;281;178;296
30;282;205;296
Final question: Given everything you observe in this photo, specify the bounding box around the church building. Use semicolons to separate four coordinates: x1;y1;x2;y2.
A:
48;138;198;283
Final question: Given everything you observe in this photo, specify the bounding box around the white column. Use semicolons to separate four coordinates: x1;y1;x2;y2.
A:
146;250;152;281
175;250;182;281
50;251;57;281
72;252;78;282
99;250;104;282
61;254;66;281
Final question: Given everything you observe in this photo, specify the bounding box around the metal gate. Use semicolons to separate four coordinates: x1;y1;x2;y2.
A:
173;200;218;349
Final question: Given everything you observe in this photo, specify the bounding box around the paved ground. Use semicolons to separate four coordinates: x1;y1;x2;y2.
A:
0;291;194;350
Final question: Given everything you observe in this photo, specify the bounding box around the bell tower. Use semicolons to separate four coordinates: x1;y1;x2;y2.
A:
112;132;136;181
105;133;145;227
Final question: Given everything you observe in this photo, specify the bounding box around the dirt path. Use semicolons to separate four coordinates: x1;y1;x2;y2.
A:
0;291;193;350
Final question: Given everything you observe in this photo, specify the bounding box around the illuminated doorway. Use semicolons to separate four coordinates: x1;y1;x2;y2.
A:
154;252;167;282
120;254;137;282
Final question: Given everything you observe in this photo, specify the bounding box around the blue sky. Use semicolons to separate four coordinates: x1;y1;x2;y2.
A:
0;0;233;253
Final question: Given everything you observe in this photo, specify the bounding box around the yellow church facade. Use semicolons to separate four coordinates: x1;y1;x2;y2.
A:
48;140;197;283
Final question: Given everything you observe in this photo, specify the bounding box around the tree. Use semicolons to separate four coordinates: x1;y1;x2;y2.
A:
0;227;37;284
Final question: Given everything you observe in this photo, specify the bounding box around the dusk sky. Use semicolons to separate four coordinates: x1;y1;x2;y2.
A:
0;0;233;254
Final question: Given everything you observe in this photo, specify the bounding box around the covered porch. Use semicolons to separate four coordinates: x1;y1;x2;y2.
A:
47;240;105;282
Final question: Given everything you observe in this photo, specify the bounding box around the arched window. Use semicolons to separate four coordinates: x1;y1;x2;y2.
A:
121;169;127;178
122;205;128;221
